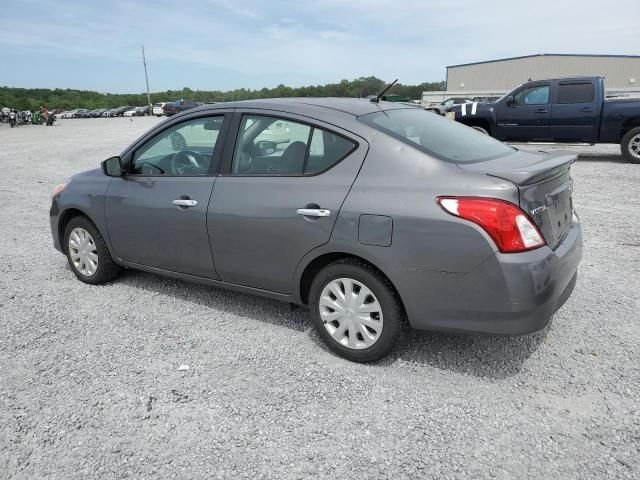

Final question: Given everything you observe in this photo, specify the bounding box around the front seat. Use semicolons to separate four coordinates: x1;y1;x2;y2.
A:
278;141;307;174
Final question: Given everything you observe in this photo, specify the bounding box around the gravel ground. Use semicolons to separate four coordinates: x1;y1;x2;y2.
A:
1;117;639;480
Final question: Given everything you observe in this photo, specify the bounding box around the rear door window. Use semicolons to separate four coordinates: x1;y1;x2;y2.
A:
231;114;356;175
556;83;594;104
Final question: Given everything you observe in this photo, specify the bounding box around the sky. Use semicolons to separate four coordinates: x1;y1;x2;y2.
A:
0;0;637;93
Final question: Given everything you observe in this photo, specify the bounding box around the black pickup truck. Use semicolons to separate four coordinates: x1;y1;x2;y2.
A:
448;76;640;163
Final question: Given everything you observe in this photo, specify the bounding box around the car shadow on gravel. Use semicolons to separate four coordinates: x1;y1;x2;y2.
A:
118;270;310;332
117;270;547;379
575;153;627;163
389;328;548;379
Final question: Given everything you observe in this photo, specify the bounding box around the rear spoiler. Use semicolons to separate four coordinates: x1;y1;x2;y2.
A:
490;151;576;185
462;150;577;186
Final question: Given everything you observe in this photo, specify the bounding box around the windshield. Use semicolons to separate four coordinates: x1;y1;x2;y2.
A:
359;108;514;164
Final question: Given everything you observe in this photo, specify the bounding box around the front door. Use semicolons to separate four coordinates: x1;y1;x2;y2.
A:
495;83;551;141
207;112;366;293
105;114;228;278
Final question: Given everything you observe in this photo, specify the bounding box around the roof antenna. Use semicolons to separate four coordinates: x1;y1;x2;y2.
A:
371;78;398;103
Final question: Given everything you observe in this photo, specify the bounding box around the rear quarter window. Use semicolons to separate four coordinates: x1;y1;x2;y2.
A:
359;108;514;164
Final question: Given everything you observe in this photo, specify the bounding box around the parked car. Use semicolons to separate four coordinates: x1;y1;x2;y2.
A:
162;102;177;116
136;106;149;116
425;97;473;115
61;109;78;119
73;109;91;118
162;99;199;116
448;76;640;163
108;106;133;117
90;109;108;118
123;108;137;117
50;99;582;362
102;109;118;117
152;103;168;116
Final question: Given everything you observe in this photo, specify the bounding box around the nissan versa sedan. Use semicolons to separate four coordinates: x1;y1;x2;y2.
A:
50;98;583;362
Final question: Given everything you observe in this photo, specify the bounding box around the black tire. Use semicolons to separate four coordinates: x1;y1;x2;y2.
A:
621;127;640;164
64;216;121;285
308;259;403;362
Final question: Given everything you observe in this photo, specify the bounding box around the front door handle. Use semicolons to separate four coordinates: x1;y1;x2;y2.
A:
173;199;198;207
296;208;331;217
580;107;594;112
535;108;548;113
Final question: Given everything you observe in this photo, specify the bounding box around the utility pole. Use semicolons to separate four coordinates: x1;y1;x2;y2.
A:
141;44;152;116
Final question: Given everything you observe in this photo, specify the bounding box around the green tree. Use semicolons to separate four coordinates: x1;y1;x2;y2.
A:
0;76;444;111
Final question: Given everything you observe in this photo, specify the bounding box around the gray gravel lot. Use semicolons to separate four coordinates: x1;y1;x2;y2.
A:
1;117;639;479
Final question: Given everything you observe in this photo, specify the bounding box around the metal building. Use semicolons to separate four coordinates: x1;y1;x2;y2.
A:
446;54;640;92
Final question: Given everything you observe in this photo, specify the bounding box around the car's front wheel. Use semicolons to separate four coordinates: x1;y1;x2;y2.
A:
309;260;402;362
64;216;121;285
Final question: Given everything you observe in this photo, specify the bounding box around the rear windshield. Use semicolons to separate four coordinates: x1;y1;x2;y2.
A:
359;109;514;163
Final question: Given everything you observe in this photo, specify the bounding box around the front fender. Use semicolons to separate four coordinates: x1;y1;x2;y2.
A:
451;103;495;127
52;169;113;255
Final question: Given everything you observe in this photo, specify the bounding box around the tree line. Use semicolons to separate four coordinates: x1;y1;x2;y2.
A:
0;77;445;111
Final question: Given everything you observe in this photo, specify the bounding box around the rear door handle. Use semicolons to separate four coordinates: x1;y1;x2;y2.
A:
296;208;331;217
580;107;594;112
535;108;548;113
173;199;198;207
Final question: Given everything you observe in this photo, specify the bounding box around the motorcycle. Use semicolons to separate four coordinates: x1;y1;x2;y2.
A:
9;110;17;128
46;113;56;126
32;111;44;125
20;111;32;125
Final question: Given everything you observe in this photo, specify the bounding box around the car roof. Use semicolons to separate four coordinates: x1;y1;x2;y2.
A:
189;97;412;118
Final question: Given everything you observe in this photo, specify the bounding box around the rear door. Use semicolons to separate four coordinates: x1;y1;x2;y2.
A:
207;111;366;293
494;82;551;141
550;80;599;142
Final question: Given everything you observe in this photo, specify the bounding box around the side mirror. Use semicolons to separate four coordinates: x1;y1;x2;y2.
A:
506;95;515;107
101;156;124;177
256;140;277;156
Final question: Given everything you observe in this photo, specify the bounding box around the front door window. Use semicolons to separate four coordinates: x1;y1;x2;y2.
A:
132;116;225;176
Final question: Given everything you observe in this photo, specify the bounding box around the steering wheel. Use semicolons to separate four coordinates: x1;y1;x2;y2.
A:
170;150;203;175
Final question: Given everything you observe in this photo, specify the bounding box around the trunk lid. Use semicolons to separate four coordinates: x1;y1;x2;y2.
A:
460;149;576;249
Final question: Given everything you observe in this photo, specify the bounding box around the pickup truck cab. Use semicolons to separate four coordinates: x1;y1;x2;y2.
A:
449;76;640;163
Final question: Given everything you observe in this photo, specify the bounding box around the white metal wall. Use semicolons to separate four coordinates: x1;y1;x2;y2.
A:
446;55;640;91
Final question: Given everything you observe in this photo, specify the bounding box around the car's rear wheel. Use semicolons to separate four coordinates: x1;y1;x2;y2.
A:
621;127;640;164
64;216;121;285
308;260;402;362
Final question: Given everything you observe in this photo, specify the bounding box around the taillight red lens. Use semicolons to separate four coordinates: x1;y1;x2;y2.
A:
436;197;545;253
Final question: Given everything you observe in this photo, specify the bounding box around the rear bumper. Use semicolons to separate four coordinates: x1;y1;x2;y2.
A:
393;213;583;335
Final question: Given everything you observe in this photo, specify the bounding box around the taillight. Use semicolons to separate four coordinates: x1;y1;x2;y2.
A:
436;197;545;253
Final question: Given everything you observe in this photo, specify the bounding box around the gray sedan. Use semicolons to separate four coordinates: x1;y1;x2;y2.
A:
50;98;582;362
